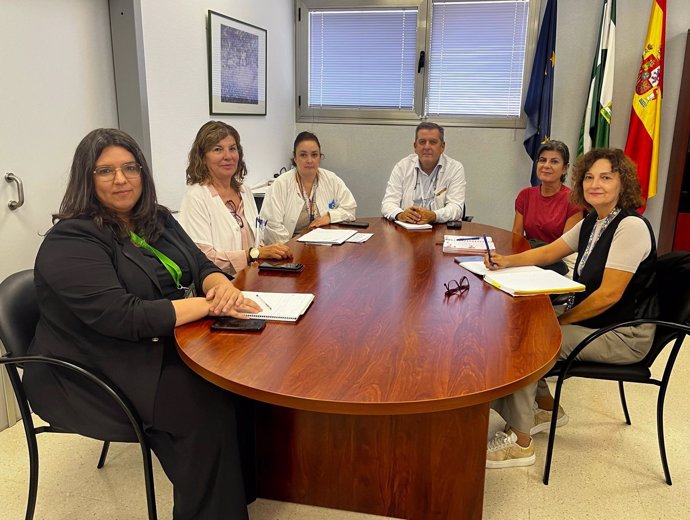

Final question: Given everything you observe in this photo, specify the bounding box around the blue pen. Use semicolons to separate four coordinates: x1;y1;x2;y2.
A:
483;235;495;267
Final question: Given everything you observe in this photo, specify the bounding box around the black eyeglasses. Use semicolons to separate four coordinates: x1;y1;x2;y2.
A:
225;199;244;228
444;276;469;296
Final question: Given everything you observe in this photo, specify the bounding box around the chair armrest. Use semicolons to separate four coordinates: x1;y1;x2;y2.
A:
0;354;147;446
553;319;690;381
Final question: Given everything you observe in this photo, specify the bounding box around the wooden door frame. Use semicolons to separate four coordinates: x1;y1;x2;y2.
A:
659;30;690;254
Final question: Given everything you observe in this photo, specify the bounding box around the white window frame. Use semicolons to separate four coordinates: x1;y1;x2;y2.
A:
295;0;542;128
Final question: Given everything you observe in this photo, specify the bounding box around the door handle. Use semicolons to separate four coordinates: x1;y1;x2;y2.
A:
5;172;25;210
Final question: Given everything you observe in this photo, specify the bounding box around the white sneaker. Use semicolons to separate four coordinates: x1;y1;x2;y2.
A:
486;431;535;469
530;406;569;435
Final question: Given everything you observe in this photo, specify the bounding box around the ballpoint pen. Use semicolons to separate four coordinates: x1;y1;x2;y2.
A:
253;293;272;310
483;235;495;267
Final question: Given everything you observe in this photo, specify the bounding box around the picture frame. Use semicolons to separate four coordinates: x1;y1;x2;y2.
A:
207;10;267;115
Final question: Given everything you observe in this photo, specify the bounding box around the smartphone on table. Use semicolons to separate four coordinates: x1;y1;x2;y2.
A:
211;317;266;332
258;262;304;273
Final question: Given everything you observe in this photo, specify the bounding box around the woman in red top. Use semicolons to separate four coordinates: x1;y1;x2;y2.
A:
513;140;583;275
513;140;583;244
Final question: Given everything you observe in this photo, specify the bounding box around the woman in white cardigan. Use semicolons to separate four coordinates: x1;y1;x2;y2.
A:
179;121;291;274
260;131;357;244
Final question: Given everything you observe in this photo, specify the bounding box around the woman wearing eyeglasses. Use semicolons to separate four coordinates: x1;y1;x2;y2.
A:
179;121;292;274
25;128;260;519
259;131;357;245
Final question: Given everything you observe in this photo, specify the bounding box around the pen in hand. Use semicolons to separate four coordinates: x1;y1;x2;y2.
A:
483;235;495;267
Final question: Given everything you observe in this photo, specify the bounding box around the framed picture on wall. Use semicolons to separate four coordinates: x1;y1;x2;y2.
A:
207;10;267;115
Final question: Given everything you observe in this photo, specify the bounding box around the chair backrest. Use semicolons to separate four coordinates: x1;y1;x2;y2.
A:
641;251;690;366
0;270;38;357
656;251;690;324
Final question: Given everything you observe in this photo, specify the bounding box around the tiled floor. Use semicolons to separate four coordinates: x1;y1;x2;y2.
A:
2;337;689;519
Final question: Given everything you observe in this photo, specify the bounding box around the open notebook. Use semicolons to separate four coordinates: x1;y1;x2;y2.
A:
243;291;315;322
443;235;495;254
458;261;585;297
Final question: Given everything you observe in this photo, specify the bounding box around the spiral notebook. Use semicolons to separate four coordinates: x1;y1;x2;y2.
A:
443;235;495;253
242;291;315;322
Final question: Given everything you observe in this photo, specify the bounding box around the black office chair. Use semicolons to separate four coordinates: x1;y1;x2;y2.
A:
461;203;473;222
542;252;690;485
0;270;158;520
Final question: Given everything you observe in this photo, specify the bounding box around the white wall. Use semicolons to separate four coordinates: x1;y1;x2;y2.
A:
139;0;296;210
299;0;690;237
0;0;118;430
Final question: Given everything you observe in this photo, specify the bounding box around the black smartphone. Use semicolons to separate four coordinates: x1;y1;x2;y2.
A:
258;262;304;273
211;317;266;332
447;221;463;229
337;221;370;228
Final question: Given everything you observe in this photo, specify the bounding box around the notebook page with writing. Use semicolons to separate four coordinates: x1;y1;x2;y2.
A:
243;292;315;322
443;235;495;253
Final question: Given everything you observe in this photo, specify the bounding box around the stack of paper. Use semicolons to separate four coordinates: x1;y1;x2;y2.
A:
443;235;495;254
297;228;357;245
395;220;432;230
346;233;373;243
243;291;315;322
458;261;585;297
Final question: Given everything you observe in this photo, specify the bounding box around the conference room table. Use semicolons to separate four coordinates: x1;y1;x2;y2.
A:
175;217;562;520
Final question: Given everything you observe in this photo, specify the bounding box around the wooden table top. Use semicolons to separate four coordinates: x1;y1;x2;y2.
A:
175;218;561;415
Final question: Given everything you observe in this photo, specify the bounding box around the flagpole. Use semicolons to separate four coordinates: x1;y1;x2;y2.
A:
522;0;558;186
578;0;616;156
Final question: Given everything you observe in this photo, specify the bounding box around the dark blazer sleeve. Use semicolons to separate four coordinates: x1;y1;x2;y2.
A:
36;219;176;341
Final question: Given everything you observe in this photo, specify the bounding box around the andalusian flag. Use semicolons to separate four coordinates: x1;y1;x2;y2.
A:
578;0;616;155
523;0;558;186
624;0;665;209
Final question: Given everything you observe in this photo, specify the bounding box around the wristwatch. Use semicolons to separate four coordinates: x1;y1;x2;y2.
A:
248;247;260;263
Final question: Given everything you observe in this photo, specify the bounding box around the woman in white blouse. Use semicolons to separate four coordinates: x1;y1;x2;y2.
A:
260;131;357;244
179;121;291;273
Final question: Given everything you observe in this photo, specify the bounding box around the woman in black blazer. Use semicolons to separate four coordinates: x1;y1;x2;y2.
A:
24;128;259;520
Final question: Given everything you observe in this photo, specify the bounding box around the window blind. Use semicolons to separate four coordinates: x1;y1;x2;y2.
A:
426;0;529;117
308;9;418;109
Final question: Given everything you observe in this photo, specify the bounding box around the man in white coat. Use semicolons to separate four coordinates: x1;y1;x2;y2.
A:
381;122;466;224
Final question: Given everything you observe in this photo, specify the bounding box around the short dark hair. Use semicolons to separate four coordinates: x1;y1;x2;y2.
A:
415;122;445;142
54;128;164;240
291;131;322;167
537;140;570;182
570;148;644;210
186;121;247;192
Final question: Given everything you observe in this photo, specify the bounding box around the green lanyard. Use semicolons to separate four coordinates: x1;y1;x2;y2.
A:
129;231;183;289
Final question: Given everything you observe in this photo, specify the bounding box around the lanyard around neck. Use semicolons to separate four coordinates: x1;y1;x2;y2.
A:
129;231;183;289
414;166;440;208
577;206;622;276
296;171;318;222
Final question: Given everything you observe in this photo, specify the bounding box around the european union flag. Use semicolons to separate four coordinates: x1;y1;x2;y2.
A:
523;0;558;186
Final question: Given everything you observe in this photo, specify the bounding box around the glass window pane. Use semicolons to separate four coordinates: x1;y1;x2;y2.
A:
426;1;530;117
309;9;418;109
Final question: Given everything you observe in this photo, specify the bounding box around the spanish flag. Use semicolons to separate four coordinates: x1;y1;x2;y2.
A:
624;0;665;211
